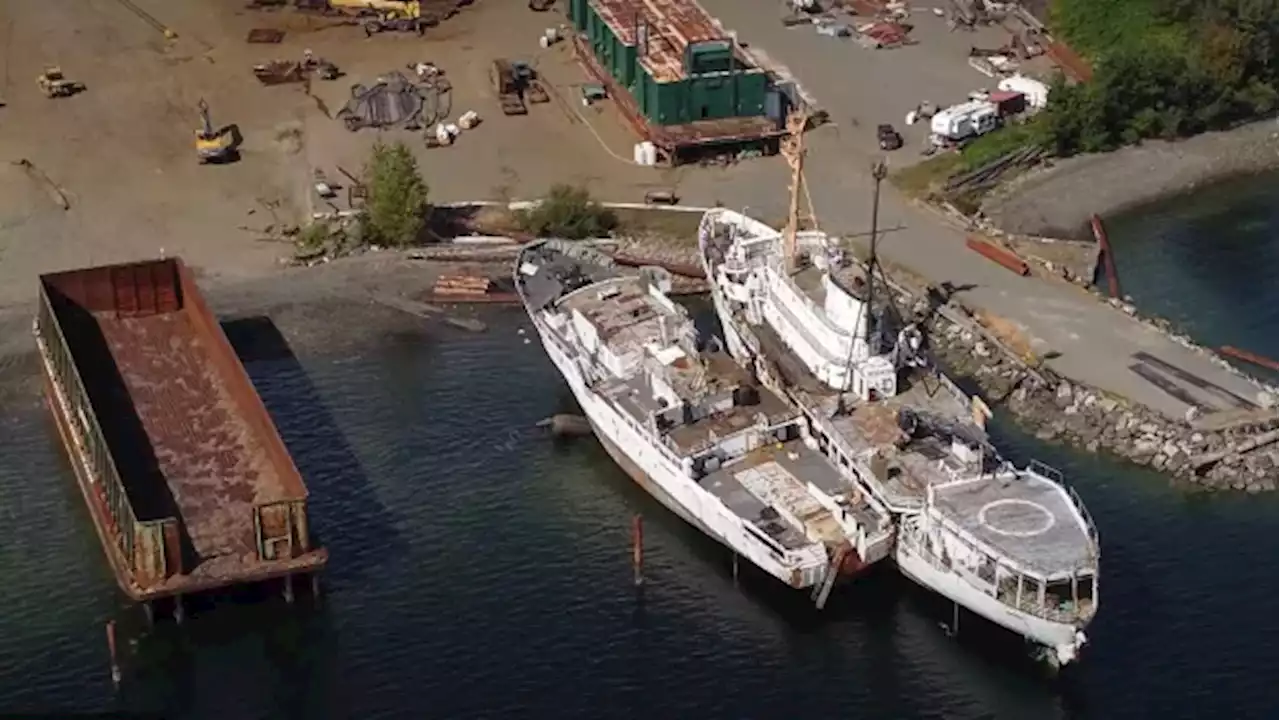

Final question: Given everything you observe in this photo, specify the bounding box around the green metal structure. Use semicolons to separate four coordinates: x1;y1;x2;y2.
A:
568;0;769;127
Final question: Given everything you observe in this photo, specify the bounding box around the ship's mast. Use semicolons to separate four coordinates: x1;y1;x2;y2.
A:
780;111;810;274
865;160;888;347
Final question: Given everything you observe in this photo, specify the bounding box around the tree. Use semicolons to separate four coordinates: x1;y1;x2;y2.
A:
517;184;618;240
363;141;429;247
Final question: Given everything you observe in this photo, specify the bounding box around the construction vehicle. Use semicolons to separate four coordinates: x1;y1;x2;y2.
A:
195;99;234;164
326;1;430;35
490;59;527;116
38;67;84;98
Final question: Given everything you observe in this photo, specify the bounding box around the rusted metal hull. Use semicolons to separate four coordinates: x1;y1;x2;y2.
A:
35;258;327;603
966;237;1030;276
1089;213;1122;298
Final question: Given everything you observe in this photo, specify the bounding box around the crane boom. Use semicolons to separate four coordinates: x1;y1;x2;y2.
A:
780;111;813;275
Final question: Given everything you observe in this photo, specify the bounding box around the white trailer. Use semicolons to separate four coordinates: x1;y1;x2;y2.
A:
929;100;1001;141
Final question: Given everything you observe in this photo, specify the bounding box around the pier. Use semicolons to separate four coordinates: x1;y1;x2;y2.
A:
34;258;327;612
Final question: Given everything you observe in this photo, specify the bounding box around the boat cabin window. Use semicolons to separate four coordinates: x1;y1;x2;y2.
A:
1075;573;1096;604
1045;579;1074;610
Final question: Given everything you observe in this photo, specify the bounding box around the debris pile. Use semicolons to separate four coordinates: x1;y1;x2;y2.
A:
336;71;442;131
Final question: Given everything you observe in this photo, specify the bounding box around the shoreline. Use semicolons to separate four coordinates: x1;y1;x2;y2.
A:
980;120;1279;239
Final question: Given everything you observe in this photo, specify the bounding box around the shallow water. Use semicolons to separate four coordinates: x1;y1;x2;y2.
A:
1;181;1277;719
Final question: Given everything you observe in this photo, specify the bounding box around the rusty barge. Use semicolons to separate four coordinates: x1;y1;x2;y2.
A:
34;258;327;614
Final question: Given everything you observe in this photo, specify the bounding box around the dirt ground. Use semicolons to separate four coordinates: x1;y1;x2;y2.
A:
0;0;1066;312
0;0;762;311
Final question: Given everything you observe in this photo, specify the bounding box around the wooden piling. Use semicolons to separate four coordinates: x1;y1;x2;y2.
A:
106;620;121;686
173;595;185;624
631;514;644;587
283;574;295;604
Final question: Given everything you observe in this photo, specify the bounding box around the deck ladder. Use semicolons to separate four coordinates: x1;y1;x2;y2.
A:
811;545;849;610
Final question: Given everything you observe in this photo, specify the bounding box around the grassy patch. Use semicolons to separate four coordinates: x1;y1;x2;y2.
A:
959;120;1047;170
890;153;965;200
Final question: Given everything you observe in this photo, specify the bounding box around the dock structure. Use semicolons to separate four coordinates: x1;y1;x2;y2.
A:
568;0;787;164
34;258;327;613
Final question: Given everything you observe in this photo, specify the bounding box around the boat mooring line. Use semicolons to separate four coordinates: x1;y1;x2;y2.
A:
976;498;1055;538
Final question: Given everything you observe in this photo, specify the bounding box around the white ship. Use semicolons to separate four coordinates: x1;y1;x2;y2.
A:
515;239;895;606
693;123;1098;666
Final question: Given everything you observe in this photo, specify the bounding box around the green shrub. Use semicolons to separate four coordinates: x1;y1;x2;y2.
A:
518;184;618;240
363;141;429;247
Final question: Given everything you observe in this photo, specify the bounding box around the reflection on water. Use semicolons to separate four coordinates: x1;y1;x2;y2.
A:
1105;174;1278;382
0;211;1276;719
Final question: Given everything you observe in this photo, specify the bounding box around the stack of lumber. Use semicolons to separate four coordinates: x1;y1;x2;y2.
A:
432;274;492;299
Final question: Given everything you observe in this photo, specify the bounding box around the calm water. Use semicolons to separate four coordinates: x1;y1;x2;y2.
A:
1;187;1276;719
1105;173;1279;382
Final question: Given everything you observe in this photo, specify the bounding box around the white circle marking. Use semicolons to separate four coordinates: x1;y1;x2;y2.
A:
977;498;1055;538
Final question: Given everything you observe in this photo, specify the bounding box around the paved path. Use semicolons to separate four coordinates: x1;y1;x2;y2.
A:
678;2;1267;420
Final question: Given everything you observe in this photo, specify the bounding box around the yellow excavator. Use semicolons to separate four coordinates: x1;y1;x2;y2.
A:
328;0;428;35
195;99;233;164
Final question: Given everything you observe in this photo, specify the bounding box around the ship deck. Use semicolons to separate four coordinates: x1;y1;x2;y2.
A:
746;300;986;509
932;474;1095;576
809;373;985;507
517;240;619;311
701;440;875;550
94;312;293;566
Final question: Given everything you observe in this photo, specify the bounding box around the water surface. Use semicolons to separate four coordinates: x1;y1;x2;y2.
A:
0;299;1275;719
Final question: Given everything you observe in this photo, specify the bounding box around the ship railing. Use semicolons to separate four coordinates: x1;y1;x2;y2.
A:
35;290;176;587
1028;459;1099;549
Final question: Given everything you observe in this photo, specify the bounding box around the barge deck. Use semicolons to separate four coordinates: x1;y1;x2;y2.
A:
34;258;327;604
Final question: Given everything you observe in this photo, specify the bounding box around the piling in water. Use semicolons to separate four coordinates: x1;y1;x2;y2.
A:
632;515;644;587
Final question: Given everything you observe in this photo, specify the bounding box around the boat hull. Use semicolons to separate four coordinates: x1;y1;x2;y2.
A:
524;314;821;591
895;542;1087;665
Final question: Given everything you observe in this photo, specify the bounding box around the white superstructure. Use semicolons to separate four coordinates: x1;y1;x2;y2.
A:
516;240;895;607
698;208;1099;666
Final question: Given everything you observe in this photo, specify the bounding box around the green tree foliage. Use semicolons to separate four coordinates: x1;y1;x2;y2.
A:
1045;0;1277;155
518;184;618;240
363;141;429;247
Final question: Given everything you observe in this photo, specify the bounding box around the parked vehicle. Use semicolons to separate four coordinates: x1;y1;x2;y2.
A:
929;100;1000;142
877;123;903;151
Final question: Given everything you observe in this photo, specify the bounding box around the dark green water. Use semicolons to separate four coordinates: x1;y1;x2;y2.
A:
1105;173;1279;382
0;183;1276;719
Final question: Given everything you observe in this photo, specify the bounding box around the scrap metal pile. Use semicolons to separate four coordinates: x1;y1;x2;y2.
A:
335;71;449;131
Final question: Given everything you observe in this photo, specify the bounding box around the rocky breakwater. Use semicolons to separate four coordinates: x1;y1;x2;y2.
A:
920;305;1279;493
